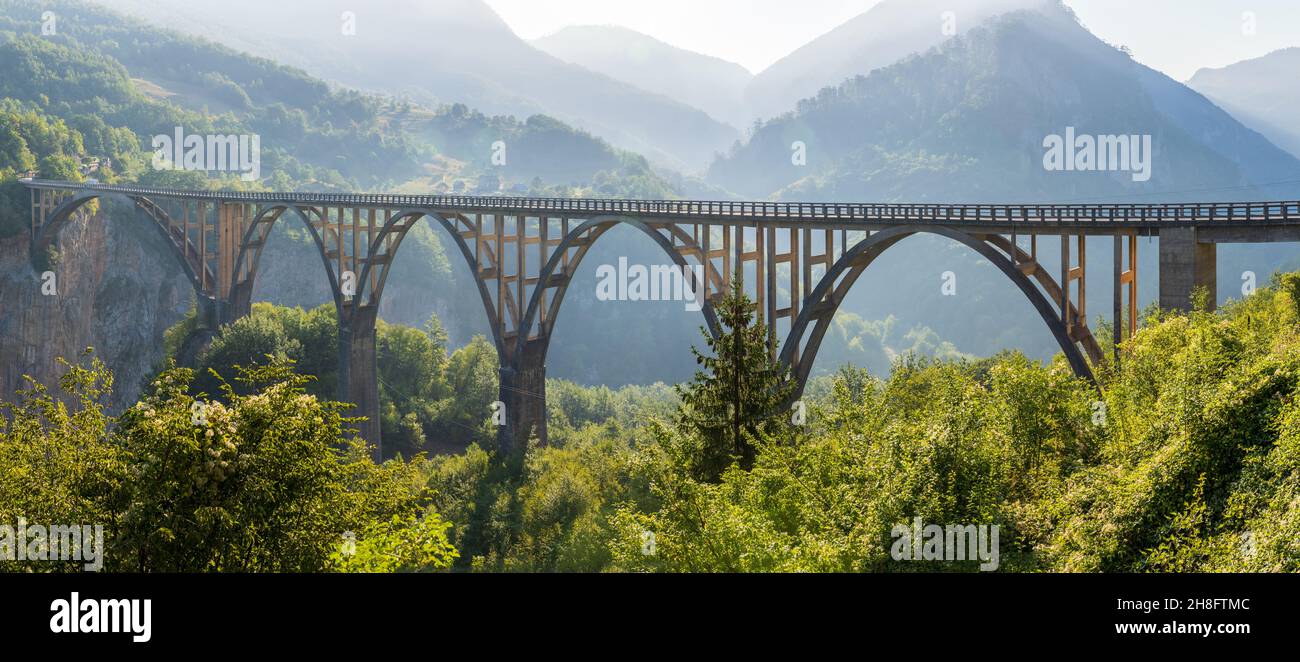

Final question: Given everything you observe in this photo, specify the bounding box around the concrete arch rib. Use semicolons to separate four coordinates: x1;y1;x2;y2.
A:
513;216;722;369
780;225;1096;394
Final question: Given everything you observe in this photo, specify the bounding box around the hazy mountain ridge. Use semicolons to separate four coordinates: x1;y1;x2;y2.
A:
711;5;1300;203
533;25;753;130
1187;48;1300;160
742;0;1049;124
92;0;740;172
3;0;688;196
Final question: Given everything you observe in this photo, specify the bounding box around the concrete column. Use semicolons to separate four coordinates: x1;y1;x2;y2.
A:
1159;227;1216;312
224;280;254;325
496;340;548;457
339;306;382;462
175;328;217;368
175;297;221;367
196;296;221;330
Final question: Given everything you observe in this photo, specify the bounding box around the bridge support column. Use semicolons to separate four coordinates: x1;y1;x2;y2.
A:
224;281;254;325
175;298;222;367
176;290;256;367
497;340;548;457
339;306;382;462
1159;227;1216;312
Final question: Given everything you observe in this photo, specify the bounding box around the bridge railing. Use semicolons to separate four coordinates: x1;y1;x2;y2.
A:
20;179;1300;225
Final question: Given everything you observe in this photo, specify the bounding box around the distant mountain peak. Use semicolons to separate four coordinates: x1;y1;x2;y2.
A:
743;0;1060;124
1186;48;1300;159
532;24;753;129
711;4;1300;202
91;0;739;172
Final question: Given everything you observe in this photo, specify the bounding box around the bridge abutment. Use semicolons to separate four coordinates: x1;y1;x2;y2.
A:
1159;227;1217;312
497;341;548;457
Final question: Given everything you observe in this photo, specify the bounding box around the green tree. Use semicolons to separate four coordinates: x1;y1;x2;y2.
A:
0;352;126;572
1;351;456;572
115;359;451;572
675;275;796;481
435;335;500;446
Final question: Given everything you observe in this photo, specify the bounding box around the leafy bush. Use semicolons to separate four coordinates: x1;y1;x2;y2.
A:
0;352;455;572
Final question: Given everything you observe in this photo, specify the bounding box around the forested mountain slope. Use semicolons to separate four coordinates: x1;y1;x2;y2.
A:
743;0;1043;123
91;0;740;172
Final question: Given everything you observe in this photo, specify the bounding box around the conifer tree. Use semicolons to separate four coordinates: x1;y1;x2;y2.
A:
675;271;797;481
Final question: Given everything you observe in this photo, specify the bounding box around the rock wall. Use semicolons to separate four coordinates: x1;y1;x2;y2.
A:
0;203;192;412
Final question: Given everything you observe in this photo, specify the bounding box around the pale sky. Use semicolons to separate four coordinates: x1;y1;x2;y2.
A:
485;0;1300;79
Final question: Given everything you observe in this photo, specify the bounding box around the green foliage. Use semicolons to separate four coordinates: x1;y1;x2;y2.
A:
546;379;677;439
0;352;454;572
501;435;640;572
183;304;499;458
115;360;436;571
417;272;1300;573
423;430;653;572
0;99;89;236
329;512;458;573
10;272;1300;572
1043;273;1300;572
0;5;425;187
675;275;797;480
0;352;125;572
434;335;501;449
604;353;1092;572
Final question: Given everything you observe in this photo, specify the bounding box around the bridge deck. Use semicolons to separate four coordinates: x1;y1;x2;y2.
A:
22;179;1300;229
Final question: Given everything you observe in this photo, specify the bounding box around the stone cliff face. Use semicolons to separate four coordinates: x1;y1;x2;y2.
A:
0;203;192;412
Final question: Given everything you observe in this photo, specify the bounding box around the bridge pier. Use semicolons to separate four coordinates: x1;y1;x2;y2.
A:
339;306;382;462
1159;227;1217;312
497;340;548;457
173;297;223;367
176;294;256;367
225;280;254;324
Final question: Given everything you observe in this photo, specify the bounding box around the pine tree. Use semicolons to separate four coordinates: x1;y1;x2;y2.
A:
675;271;797;481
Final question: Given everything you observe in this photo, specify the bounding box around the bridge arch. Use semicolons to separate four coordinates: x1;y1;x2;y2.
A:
328;211;728;454
339;210;723;368
352;208;505;351
779;225;1097;393
512;216;722;370
33;191;212;298
227;203;343;322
